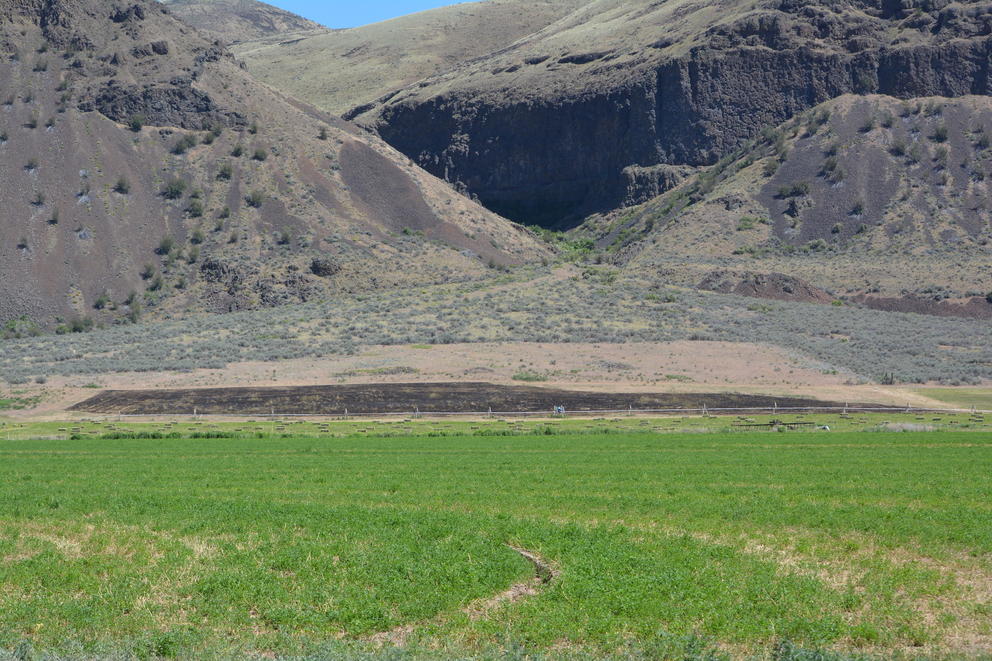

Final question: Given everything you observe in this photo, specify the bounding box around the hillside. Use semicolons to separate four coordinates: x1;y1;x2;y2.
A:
0;0;547;330
584;94;992;315
160;0;326;44
232;0;589;116
346;0;992;228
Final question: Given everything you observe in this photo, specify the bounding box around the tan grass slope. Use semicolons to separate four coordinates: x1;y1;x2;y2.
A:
0;0;548;328
159;0;326;44
230;0;589;116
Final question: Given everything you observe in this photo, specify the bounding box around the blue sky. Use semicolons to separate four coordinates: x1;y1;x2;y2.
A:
272;1;480;29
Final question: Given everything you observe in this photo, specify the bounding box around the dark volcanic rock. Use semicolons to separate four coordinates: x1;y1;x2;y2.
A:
364;0;992;227
79;80;244;129
310;257;340;278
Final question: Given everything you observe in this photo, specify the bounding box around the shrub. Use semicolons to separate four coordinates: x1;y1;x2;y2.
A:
69;317;93;333
246;190;265;208
859;116;875;133
128;114;144;132
217;162;233;180
31;191;44;206
850;199;865;216
736;216;757;231
161;178;187;199
318;127;328;140
24;158;37;171
931;124;948;142
156;236;175;255
218;206;230;220
889;138;906;156
93;292;110;310
777;181;810;198
512;370;548;382
186;200;204;218
277;230;292;245
762;159;779;177
187;245;199;264
978;132;991;150
252;148;268;162
48;209;59;225
113;176;130;194
248;121;258;135
831;222;842;234
190;228;205;244
148;274;163;291
141;264;156;280
231;144;244;157
171;134;198;155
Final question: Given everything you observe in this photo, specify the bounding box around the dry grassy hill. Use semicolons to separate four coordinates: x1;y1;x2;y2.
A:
0;0;548;331
160;0;326;44
231;0;589;116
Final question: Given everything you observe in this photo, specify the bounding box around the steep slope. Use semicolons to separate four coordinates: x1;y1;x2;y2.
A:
233;0;589;116
160;0;325;44
350;0;992;228
587;94;992;315
0;0;547;329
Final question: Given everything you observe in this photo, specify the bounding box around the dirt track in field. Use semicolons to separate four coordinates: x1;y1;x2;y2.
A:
69;382;862;415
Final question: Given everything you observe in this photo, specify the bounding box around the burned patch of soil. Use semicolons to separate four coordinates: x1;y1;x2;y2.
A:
851;294;992;320
69;382;863;415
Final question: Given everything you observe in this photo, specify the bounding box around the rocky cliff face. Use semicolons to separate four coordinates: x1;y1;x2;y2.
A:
357;0;992;228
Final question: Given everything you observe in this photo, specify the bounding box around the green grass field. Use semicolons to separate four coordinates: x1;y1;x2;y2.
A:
915;388;992;412
1;426;991;660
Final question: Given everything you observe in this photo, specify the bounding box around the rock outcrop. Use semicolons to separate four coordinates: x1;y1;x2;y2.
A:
354;0;992;227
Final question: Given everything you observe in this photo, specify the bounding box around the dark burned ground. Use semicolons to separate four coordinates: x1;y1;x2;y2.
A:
70;382;859;415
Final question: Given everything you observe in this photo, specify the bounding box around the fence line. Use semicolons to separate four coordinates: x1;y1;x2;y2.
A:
97;405;990;420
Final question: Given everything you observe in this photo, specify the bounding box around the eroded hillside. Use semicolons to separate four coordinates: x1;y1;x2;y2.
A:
0;0;547;329
585;95;992;315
